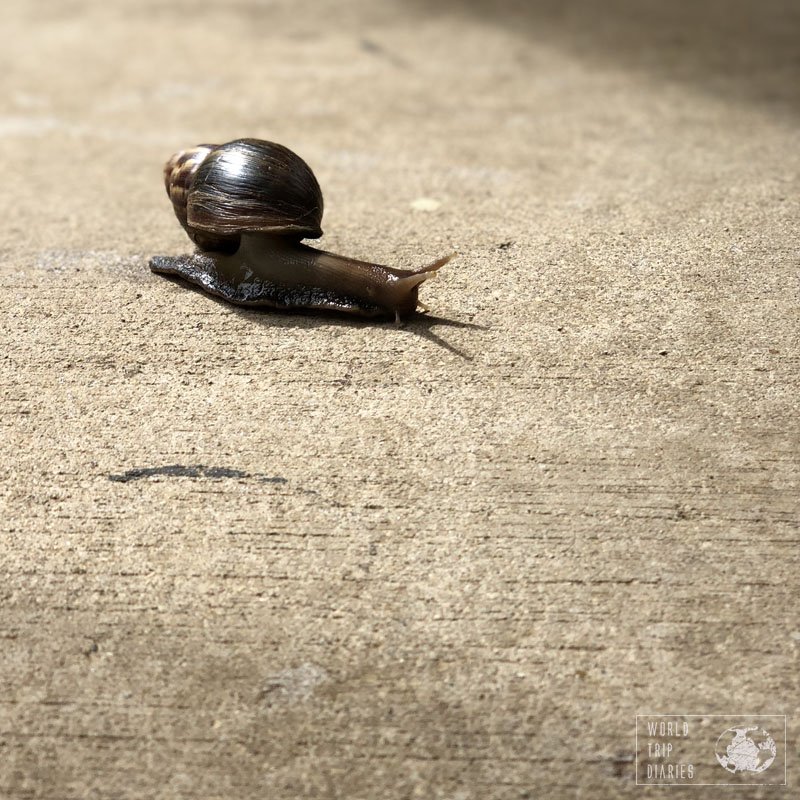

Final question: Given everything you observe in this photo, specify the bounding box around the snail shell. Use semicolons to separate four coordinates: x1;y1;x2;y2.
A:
151;138;451;321
165;139;323;252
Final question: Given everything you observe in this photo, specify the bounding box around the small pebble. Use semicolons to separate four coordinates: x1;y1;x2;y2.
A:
410;197;441;212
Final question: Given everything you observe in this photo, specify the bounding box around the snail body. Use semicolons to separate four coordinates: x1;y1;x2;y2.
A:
150;138;451;320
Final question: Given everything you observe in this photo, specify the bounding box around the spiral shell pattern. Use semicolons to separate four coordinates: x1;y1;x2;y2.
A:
163;140;324;253
163;144;239;252
164;144;215;225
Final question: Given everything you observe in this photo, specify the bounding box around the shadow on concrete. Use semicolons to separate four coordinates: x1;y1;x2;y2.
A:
230;305;485;361
404;0;800;117
158;273;486;361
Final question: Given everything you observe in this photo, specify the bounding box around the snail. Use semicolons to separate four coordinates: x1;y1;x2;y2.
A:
149;138;453;321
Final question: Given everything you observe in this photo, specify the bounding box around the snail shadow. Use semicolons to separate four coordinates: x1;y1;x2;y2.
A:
401;313;486;361
230;301;485;361
159;274;485;361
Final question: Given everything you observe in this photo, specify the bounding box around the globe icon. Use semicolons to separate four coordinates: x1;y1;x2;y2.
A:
715;726;777;774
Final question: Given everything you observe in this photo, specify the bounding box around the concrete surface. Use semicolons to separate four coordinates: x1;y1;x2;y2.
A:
1;0;798;797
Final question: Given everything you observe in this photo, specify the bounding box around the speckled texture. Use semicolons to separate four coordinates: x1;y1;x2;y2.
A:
1;1;798;798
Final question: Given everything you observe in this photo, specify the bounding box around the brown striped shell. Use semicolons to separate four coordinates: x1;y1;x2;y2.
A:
163;139;324;254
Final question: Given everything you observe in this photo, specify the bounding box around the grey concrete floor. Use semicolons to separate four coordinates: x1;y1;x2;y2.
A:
1;1;798;797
